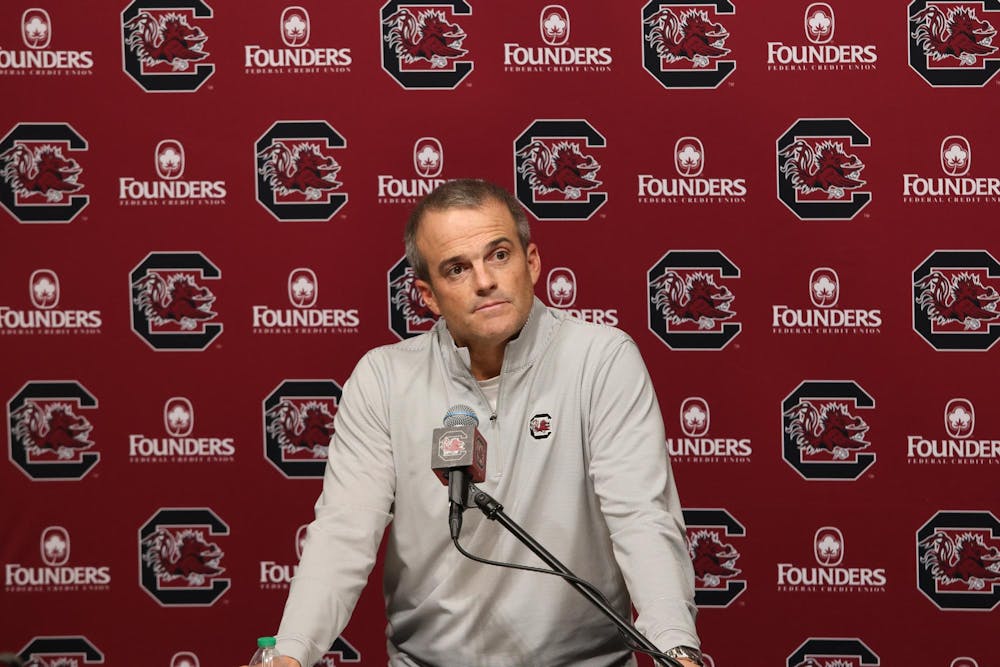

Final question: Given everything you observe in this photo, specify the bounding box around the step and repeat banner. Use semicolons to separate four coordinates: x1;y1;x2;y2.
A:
2;1;999;665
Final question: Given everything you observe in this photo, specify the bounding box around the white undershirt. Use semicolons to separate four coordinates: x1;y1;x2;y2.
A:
477;375;500;414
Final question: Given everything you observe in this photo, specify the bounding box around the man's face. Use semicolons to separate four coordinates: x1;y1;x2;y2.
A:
415;200;540;350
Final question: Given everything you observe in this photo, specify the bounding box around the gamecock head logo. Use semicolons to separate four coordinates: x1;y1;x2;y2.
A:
689;530;741;586
782;380;876;480
514;119;608;220
255;121;348;221
641;1;736;88
130;252;223;351
917;511;1000;610
121;1;214;92
647;250;741;350
909;1;1000;87
7;381;100;481
388;256;438;340
786;638;881;667
913;251;1000;350
683;509;746;607
263;380;342;478
516;140;602;201
17;637;105;667
380;1;473;89
529;414;553;439
138;507;230;606
915;272;1000;329
776;119;871;220
784;401;870;460
12;398;94;460
1;123;89;223
265;399;336;460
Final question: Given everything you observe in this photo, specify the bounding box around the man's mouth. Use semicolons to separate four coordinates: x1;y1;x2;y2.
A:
474;300;508;313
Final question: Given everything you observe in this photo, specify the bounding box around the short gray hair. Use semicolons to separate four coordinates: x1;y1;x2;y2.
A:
404;179;531;282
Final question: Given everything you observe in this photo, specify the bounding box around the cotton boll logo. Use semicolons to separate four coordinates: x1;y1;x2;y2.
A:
22;9;52;49
805;3;834;44
941;136;971;177
164;397;194;437
674;137;704;177
814;526;844;566
546;268;576;307
29;270;60;310
413;137;443;178
288;268;318;308
680;397;710;437
170;652;200;667
540;5;569;46
944;398;975;438
155;140;185;180
809;268;839;308
281;7;310;47
41;526;71;566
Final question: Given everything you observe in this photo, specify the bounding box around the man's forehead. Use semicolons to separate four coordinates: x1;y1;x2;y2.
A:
417;201;517;244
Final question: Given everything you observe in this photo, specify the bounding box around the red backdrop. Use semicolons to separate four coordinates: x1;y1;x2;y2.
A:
2;1;999;666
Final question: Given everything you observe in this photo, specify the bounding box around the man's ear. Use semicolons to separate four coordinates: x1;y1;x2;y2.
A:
415;278;441;316
526;242;541;286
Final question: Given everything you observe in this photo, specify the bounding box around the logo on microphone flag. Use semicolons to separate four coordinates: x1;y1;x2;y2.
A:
439;429;468;459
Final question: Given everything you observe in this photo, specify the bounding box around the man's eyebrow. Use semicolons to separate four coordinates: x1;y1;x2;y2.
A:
436;237;514;274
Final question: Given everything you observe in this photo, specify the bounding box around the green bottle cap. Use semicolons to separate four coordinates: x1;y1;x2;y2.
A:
257;636;276;648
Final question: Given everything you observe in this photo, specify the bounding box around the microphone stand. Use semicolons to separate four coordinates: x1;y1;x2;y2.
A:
467;483;682;667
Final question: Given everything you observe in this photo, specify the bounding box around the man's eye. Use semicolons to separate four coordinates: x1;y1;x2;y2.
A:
447;265;464;276
494;249;510;261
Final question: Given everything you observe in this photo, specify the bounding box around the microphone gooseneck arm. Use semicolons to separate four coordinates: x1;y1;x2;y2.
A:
447;469;469;540
468;483;682;667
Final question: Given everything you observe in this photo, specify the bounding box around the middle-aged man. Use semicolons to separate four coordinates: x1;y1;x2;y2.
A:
252;179;701;667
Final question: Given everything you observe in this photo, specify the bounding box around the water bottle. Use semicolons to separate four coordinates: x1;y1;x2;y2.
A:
249;636;280;667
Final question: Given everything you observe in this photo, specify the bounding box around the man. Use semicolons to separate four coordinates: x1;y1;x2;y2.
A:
255;180;701;667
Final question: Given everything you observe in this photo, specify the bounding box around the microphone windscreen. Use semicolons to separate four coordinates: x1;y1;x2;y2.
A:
444;404;479;427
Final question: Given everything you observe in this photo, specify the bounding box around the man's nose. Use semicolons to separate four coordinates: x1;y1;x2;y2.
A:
471;263;497;293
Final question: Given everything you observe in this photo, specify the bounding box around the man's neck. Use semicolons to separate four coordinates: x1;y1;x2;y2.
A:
468;343;504;381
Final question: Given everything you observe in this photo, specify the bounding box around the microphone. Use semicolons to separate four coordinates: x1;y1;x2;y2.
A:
430;405;488;538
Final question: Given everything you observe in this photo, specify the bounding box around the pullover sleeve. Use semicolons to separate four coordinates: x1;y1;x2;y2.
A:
586;336;700;651
275;351;396;666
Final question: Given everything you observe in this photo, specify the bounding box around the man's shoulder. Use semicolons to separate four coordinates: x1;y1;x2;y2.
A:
548;307;634;349
359;329;436;369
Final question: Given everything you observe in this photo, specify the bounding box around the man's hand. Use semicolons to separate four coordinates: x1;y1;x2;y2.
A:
237;658;300;667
